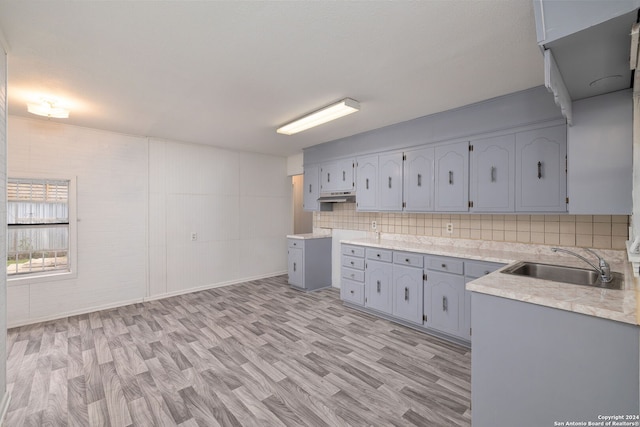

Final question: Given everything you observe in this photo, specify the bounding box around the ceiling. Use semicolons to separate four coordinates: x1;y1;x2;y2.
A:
0;1;545;157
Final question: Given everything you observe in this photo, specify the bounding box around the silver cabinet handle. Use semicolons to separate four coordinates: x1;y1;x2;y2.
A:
376;280;381;292
404;287;409;301
343;171;346;181
351;249;355;254
442;296;448;312
449;171;453;185
441;263;446;268
537;161;542;179
417;173;422;187
376;254;380;258
328;172;331;182
490;166;496;183
293;262;296;272
350;290;354;294
350;261;354;265
366;178;369;190
388;176;392;188
309;184;312;193
405;258;410;263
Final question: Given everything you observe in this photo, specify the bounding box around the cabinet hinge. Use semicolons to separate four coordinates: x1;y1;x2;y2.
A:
470;327;472;336
468;201;474;208
403;154;407;161
365;297;368;303
566;197;569;204
565;155;568;174
469;144;474;152
423;273;427;281
402;201;406;208
423;314;428;322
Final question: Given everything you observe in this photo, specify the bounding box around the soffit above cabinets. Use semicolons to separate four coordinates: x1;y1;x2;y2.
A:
544;10;637;101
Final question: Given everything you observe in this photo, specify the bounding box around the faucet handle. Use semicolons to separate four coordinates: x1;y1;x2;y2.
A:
584;248;607;266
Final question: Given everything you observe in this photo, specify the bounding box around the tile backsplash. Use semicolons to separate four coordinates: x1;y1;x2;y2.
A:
313;203;629;250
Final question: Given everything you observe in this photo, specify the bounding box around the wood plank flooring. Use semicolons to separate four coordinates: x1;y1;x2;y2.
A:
5;275;471;426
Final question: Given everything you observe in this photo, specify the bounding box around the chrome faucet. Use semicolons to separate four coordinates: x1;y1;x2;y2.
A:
551;247;612;283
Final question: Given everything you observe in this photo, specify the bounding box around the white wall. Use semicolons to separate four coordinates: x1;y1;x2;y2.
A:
0;46;8;422
7;117;291;326
148;139;290;298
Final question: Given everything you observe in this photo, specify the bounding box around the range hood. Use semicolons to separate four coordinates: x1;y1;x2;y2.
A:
317;191;356;203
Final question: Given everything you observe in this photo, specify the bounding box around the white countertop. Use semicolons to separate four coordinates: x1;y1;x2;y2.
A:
340;235;638;326
287;233;331;240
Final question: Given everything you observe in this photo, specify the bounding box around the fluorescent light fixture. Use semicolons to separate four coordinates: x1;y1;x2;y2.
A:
27;98;70;118
277;98;360;135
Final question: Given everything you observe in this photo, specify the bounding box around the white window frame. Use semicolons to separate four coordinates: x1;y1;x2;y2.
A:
8;174;77;285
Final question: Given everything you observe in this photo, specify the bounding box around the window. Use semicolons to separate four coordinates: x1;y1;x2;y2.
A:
7;178;71;277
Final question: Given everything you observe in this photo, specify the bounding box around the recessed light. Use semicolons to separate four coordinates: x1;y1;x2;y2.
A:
588;75;623;87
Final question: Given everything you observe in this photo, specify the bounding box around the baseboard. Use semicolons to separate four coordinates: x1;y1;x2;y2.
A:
0;390;11;426
7;271;288;328
143;271;288;302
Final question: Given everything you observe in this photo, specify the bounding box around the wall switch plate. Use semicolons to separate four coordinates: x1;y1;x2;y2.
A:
191;232;197;241
371;221;377;230
445;223;454;233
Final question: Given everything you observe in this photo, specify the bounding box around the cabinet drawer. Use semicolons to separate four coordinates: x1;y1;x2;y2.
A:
426;255;464;275
366;248;393;262
342;244;365;258
465;261;505;279
342;267;365;282
288;239;304;249
341;279;365;305
393;251;424;268
342;255;365;270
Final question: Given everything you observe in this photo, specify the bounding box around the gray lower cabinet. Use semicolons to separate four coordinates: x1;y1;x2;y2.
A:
392;262;424;325
464;260;505;340
425;270;464;337
472;292;639;427
287;237;332;291
341;244;366;305
365;259;393;315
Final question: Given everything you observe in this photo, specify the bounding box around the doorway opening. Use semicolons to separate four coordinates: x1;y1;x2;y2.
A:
292;174;312;234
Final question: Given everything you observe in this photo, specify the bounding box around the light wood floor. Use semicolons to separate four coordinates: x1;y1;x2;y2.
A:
5;275;471;426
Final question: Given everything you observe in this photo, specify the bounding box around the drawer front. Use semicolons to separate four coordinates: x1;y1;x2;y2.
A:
341;279;365;305
342;244;365;258
426;255;464;275
342;267;365;282
342;255;365;270
288;239;304;249
366;248;393;262
393;251;424;268
465;261;505;279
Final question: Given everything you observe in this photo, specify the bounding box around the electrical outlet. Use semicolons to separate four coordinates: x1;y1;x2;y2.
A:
191;232;197;241
371;221;377;230
445;223;454;234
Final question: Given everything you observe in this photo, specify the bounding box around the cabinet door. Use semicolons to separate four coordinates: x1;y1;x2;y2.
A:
516;125;567;212
303;165;320;211
463;280;472;341
365;260;393;315
356;155;378;211
335;158;355;191
470;135;515;212
392;264;424;325
378;152;403;211
425;270;464;337
403;147;435;212
319;162;339;192
288;247;304;288
435;141;469;212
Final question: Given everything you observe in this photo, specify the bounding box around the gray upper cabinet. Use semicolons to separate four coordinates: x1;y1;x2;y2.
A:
470;135;515;212
365;259;393;315
435;141;469;212
356;155;378;211
320;158;354;192
403;146;435;212
302;164;320;211
515;125;567;212
378;152;403;211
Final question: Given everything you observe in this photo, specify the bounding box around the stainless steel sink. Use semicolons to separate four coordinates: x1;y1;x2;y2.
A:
501;261;624;290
